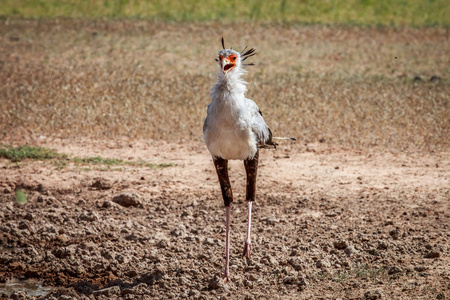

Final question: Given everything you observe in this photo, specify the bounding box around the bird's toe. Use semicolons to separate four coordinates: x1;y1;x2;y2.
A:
243;241;252;260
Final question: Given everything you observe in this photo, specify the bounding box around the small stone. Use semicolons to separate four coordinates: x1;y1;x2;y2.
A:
388;266;402;275
364;290;382;300
102;201;115;208
18;220;32;231
333;240;348;249
344;245;357;256
263;255;278;266
170;228;184;237
414;265;427;272
10;291;28;300
430;75;441;83
316;259;331;269
156;239;169;249
92;286;121;297
208;274;225;290
389;229;399;240
188;289;200;297
298;275;308;289
377;241;388;250
125;270;138;278
247;274;257;282
203;237;215;245
112;193;142;208
23;213;34;221
424;251;440;259
287;257;303;271
78;211;99;222
53;247;75;259
91;178;113;190
282;276;297;284
265;216;279;226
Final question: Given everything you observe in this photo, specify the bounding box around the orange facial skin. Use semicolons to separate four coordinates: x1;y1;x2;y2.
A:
219;54;238;74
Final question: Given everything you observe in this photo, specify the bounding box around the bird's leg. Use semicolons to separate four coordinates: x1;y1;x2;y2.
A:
243;150;258;261
224;205;231;282
213;156;233;282
243;201;252;261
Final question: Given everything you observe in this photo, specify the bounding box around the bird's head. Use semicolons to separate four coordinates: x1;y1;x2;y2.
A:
216;37;256;75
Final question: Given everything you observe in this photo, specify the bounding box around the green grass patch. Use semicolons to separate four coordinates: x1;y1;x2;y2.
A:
124;159;176;169
71;156;124;166
1;0;449;27
331;265;388;283
0;144;175;169
15;189;28;204
0;144;67;162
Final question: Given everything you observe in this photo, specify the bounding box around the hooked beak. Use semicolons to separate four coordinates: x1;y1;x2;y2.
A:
221;58;235;74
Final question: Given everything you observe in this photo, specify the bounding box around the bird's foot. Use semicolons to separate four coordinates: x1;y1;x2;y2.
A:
223;273;231;283
243;241;252;261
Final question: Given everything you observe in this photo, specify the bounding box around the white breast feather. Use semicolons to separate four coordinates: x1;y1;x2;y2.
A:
203;65;270;160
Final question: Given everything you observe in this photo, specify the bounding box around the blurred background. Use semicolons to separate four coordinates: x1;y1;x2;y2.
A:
1;0;449;26
1;0;449;151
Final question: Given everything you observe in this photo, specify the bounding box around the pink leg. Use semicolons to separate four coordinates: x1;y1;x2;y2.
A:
243;201;252;260
224;205;231;282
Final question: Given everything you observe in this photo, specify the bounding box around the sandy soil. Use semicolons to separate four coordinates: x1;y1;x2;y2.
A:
0;138;448;299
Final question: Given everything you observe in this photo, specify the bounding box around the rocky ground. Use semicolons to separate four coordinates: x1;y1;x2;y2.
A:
0;138;448;299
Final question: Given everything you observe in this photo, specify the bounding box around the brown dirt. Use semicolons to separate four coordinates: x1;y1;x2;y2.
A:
0;138;448;299
0;19;449;299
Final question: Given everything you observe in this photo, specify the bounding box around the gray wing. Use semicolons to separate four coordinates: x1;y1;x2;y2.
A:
246;99;277;149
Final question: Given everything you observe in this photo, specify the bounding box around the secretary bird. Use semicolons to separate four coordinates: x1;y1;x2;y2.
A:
203;38;295;282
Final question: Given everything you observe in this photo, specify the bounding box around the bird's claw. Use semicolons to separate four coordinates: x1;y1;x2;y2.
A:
223;274;231;283
243;241;252;261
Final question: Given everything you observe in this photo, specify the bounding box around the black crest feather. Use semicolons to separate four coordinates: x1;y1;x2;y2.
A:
241;47;256;62
221;37;225;49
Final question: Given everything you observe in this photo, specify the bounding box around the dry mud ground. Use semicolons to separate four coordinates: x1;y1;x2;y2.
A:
0;138;448;299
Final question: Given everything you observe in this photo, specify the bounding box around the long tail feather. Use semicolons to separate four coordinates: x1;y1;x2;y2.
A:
272;137;297;141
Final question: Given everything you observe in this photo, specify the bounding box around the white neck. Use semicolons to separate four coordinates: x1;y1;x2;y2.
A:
210;67;247;102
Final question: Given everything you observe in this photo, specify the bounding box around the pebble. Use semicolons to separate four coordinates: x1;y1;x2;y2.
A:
388;266;402;275
333;240;348;249
282;275;297;284
316;259;331;269
188;289;201;298
92;286;121;297
287;257;303;271
414;265;427;272
102;200;115;208
91;178;113;190
78;211;99;222
424;251;440;259
364;290;382;300
208;274;225;290
344;245;357;256
112;193;142;208
389;229;400;240
203;237;215;245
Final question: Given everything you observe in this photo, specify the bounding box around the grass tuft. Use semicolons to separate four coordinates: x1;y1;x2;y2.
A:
71;156;124;166
15;189;28;204
0;144;67;162
0;144;175;170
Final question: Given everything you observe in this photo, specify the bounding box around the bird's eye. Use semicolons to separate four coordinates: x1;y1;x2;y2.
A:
219;55;223;60
232;56;237;61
